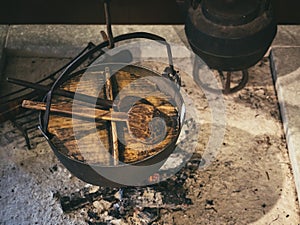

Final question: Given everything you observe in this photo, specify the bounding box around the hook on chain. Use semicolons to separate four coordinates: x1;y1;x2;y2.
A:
102;0;115;49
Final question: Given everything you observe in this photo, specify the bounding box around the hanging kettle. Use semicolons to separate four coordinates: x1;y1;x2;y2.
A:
185;0;277;71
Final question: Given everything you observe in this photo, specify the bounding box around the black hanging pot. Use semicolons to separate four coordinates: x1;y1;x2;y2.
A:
185;0;277;71
36;32;184;187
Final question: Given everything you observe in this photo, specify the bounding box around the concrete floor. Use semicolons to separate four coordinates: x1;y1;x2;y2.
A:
0;25;300;224
270;26;300;205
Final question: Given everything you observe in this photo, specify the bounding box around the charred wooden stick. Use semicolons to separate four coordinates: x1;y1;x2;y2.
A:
7;77;113;109
104;67;119;165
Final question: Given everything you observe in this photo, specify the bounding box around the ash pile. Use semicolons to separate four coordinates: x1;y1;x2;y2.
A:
55;154;201;225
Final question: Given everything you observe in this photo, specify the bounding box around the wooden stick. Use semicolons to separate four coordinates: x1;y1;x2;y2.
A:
22;99;159;144
22;100;127;122
104;67;119;165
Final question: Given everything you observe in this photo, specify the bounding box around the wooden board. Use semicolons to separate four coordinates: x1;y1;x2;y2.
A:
47;65;180;165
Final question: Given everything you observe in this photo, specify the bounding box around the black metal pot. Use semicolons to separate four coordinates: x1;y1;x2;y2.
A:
38;32;184;187
185;0;277;71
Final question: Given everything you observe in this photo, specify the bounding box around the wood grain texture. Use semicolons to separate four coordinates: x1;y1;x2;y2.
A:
45;65;180;165
104;66;119;165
